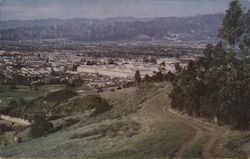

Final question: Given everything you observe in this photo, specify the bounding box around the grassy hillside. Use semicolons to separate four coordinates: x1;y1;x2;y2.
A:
0;84;65;106
2;82;250;158
0;83;192;158
99;84;191;159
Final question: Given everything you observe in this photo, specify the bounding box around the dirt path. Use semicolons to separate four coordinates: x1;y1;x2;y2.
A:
163;106;202;159
163;105;224;159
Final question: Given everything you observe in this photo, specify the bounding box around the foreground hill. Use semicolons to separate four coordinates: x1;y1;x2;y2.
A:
0;14;223;42
0;83;190;158
1;83;250;158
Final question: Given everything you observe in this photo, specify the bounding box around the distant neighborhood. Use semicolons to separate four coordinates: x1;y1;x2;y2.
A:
0;44;200;91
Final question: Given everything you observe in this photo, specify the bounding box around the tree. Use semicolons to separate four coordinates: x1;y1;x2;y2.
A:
154;72;164;82
166;71;176;82
219;0;244;47
241;10;250;53
0;71;5;91
203;44;214;58
72;64;78;71
50;68;56;76
134;70;141;85
174;62;182;74
218;80;250;129
144;74;151;82
160;61;166;67
169;0;250;130
150;57;157;64
169;84;184;110
169;39;250;129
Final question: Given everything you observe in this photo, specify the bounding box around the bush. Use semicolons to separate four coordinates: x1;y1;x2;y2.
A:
26;92;111;118
0;123;13;134
30;113;53;138
72;95;112;116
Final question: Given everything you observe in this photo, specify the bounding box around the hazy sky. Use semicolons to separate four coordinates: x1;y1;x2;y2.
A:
0;0;249;20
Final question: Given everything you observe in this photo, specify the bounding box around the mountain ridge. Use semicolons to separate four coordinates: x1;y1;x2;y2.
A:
0;14;223;42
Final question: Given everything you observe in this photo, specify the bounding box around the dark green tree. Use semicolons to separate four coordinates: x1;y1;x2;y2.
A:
150;57;157;64
241;10;250;53
135;70;141;85
219;0;244;47
144;74;151;82
174;63;182;75
169;41;250;129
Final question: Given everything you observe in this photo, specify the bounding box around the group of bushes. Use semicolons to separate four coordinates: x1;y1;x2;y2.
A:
143;71;176;83
29;93;112;137
1;88;112;138
70;95;112;116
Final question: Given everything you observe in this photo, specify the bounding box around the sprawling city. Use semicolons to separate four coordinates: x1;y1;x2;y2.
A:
0;0;250;158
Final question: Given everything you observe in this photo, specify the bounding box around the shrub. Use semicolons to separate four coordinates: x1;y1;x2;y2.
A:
72;95;112;116
30;113;53;138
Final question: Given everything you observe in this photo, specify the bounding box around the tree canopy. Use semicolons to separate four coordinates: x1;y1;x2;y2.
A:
219;0;244;47
135;70;141;85
169;1;250;130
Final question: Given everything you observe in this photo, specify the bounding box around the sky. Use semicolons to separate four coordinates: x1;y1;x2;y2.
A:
0;0;249;20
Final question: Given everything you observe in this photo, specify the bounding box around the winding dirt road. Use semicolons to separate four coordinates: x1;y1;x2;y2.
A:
163;105;224;159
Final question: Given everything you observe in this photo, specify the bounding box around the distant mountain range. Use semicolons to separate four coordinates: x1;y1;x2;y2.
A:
0;14;223;42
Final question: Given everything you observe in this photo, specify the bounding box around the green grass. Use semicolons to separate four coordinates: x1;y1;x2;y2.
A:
96;85;191;159
5;83;250;159
0;83;193;158
0;84;65;106
183;131;206;159
99;123;189;159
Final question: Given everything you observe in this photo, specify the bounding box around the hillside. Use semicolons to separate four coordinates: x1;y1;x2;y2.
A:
1;83;250;158
0;83;190;158
0;14;223;42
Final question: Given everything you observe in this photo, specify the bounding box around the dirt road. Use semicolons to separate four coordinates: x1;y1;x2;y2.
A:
163;105;224;159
